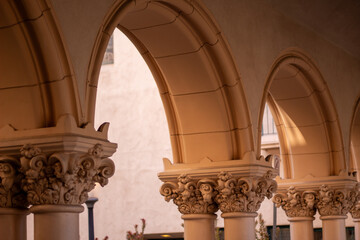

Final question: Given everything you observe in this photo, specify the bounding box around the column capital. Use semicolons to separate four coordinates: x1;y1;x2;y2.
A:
317;184;357;217
273;186;317;218
20;143;115;205
215;171;277;213
160;174;218;214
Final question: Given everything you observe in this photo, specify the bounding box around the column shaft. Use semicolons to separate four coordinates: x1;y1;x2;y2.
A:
0;208;28;240
182;214;216;240
354;219;360;240
320;215;347;240
30;205;84;240
288;217;314;240
222;212;257;240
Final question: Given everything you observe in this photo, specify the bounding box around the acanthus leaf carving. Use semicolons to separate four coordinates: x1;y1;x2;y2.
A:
316;184;357;217
215;171;277;213
0;156;28;208
20;144;115;205
160;174;218;214
273;186;317;218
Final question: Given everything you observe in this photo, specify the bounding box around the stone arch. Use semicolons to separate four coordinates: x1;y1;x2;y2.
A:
0;0;80;130
86;0;253;164
350;98;360;180
258;49;345;179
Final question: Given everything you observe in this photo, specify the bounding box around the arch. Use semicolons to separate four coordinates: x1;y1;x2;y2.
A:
258;49;345;179
86;0;253;164
0;0;80;131
350;98;360;180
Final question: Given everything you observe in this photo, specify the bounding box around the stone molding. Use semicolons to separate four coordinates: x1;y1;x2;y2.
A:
273;187;317;217
19;144;115;205
160;170;277;214
273;184;358;217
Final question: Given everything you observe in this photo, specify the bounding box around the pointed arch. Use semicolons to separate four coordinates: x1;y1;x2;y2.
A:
258;49;345;179
350;98;360;180
86;0;253;164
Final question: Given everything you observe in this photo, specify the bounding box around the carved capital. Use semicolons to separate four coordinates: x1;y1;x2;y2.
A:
215;171;277;213
0;156;28;208
317;184;357;216
273;187;317;217
160;174;218;214
20;144;115;205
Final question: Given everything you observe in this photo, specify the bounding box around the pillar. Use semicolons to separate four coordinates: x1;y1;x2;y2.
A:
288;217;315;240
216;172;277;240
221;212;257;240
30;205;84;240
317;185;357;240
353;218;360;240
182;214;216;240
273;187;317;240
320;215;347;240
0;156;29;240
0;208;28;240
18;143;115;240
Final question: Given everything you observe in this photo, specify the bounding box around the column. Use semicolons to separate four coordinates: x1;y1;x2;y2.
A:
350;198;360;240
317;185;357;240
160;174;218;240
215;171;277;240
19;144;115;240
273;187;317;240
0;156;29;240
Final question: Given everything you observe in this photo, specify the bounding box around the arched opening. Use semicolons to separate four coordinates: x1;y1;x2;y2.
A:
258;49;345;179
86;0;253;165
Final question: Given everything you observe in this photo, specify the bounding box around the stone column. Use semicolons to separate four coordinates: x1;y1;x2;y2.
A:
0;156;29;240
19;144;115;240
160;174;218;240
273;187;317;240
215;171;277;240
317;185;357;240
350;196;360;240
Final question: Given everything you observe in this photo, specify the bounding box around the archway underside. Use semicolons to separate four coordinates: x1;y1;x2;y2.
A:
262;53;345;179
88;0;253;164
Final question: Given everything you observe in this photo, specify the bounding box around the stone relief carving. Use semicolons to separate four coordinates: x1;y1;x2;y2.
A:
0;156;28;208
273;186;317;217
160;174;218;214
215;171;277;213
160;170;277;215
317;184;357;216
19;144;115;205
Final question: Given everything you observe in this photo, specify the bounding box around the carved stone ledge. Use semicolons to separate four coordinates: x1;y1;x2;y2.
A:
160;174;219;214
215;171;277;213
19;144;115;205
0;156;28;208
317;184;357;217
273;186;317;217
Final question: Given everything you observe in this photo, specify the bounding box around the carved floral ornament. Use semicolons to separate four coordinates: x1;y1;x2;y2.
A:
0;144;115;207
273;184;358;217
160;171;277;214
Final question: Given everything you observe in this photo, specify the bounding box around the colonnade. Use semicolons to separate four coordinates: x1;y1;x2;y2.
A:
274;177;360;240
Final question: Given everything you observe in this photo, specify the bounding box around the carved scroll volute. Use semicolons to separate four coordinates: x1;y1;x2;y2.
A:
317;184;357;217
0;156;28;208
19;143;115;205
273;187;317;218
